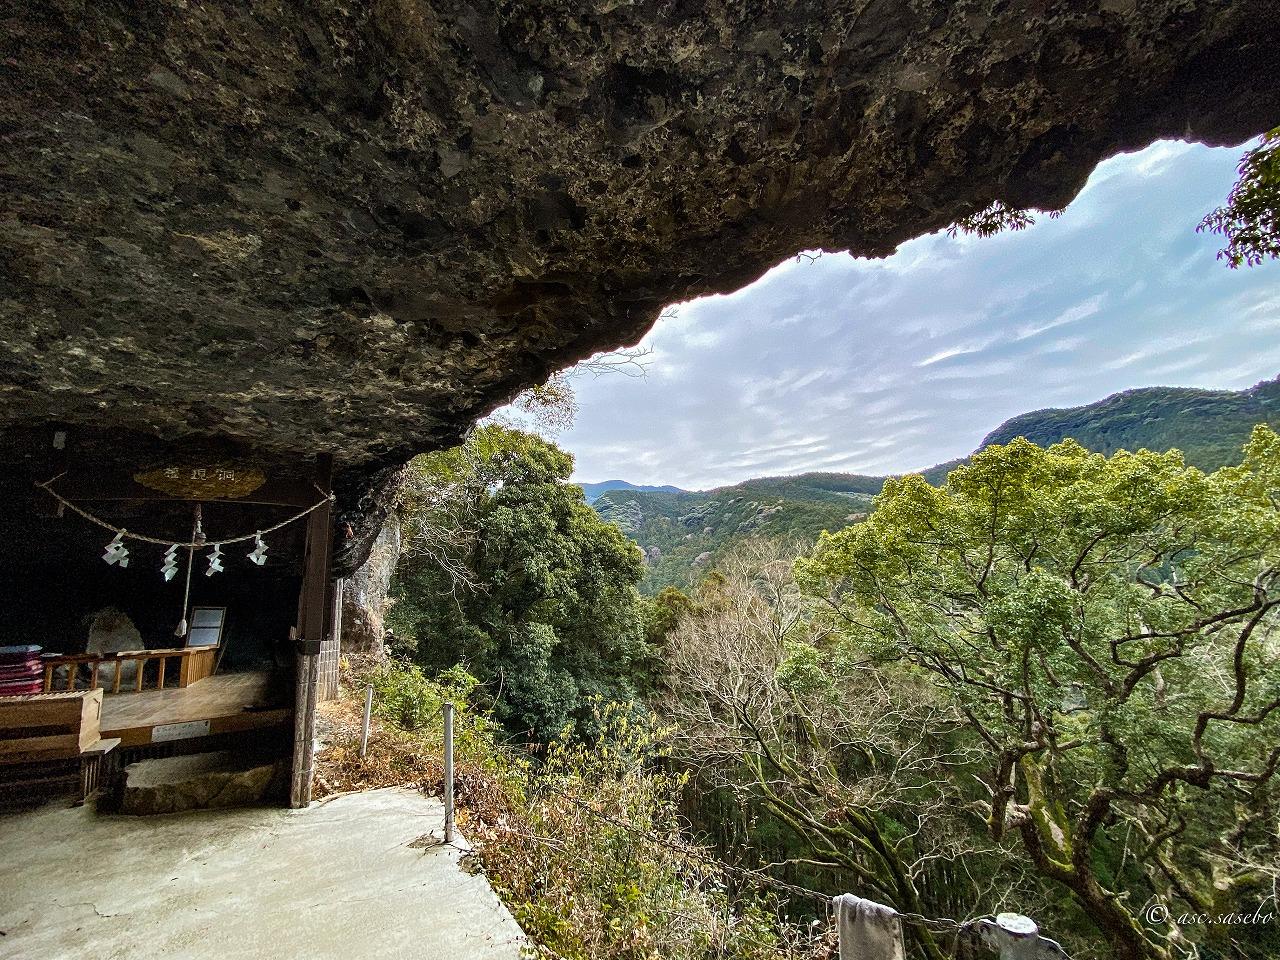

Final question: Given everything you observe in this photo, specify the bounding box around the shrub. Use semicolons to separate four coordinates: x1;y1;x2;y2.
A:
324;662;828;960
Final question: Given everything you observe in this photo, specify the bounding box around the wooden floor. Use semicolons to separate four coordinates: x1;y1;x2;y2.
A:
100;671;292;747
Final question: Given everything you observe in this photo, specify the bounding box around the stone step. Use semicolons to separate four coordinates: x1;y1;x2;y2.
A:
121;750;285;815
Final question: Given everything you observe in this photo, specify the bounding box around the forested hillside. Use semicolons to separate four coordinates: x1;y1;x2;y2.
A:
597;376;1279;591
592;475;877;592
980;376;1280;469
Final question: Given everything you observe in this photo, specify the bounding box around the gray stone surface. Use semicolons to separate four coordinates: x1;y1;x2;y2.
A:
86;607;144;655
0;786;525;960
121;751;282;815
341;519;402;655
84;608;143;690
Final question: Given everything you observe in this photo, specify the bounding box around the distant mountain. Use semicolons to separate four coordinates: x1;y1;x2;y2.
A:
594;376;1279;593
593;475;876;593
578;480;687;503
977;377;1280;471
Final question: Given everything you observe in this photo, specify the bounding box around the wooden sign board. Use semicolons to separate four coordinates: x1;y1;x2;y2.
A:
134;464;266;499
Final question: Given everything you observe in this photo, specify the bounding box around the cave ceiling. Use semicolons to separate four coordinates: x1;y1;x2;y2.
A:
2;0;1277;564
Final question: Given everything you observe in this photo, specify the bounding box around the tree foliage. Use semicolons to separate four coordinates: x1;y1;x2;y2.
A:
795;429;1280;960
495;347;653;437
947;200;1040;238
391;425;652;745
1199;128;1280;268
476;702;815;960
663;541;1018;960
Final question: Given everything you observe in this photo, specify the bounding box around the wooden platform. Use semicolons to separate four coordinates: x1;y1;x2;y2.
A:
101;671;291;748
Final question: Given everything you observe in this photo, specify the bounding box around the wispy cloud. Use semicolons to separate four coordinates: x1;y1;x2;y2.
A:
1013;294;1106;341
557;141;1278;489
916;341;994;367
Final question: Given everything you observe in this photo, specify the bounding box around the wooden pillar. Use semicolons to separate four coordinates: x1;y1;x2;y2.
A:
290;454;333;808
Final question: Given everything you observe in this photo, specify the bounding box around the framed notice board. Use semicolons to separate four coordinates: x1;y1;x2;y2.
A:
187;607;226;648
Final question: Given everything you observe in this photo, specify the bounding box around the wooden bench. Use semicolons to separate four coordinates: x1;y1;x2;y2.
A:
0;689;120;803
41;646;217;694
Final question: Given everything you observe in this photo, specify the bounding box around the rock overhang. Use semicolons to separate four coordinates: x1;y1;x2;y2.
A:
2;0;1277;568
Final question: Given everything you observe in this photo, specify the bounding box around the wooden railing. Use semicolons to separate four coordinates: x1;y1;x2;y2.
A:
41;647;217;694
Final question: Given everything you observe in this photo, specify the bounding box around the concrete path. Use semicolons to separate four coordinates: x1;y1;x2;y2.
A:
0;787;525;960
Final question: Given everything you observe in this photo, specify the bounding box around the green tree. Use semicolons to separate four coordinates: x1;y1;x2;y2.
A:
948;200;1042;237
795;429;1280;960
642;586;693;648
1199;128;1280;267
391;425;650;744
663;540;990;960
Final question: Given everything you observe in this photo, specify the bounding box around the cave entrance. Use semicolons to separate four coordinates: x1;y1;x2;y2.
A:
0;431;337;811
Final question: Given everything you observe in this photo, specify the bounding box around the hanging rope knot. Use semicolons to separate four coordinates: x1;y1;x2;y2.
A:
34;476;333;549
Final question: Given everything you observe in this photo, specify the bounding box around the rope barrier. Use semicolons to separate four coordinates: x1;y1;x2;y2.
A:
34;474;334;548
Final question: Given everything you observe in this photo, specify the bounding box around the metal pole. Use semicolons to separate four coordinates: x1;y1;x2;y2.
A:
443;701;455;844
359;683;373;758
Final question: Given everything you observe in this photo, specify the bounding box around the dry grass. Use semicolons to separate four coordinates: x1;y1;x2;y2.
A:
312;660;832;960
312;661;519;830
313;691;442;798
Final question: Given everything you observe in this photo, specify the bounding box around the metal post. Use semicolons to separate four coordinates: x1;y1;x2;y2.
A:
359;683;373;758
443;701;455;844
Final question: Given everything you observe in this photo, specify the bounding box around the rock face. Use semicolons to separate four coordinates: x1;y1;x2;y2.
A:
2;1;1277;555
340;519;402;654
86;607;144;655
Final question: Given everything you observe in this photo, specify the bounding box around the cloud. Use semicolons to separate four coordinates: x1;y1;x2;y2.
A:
916;341;994;367
1013;294;1106;341
737;435;831;458
1098;333;1213;372
1032;335;1089;356
554;140;1278;489
920;359;1022;381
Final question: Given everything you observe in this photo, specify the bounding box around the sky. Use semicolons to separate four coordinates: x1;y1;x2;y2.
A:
557;140;1280;490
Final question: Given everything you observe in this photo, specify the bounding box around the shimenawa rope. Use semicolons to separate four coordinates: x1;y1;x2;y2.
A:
34;475;334;548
